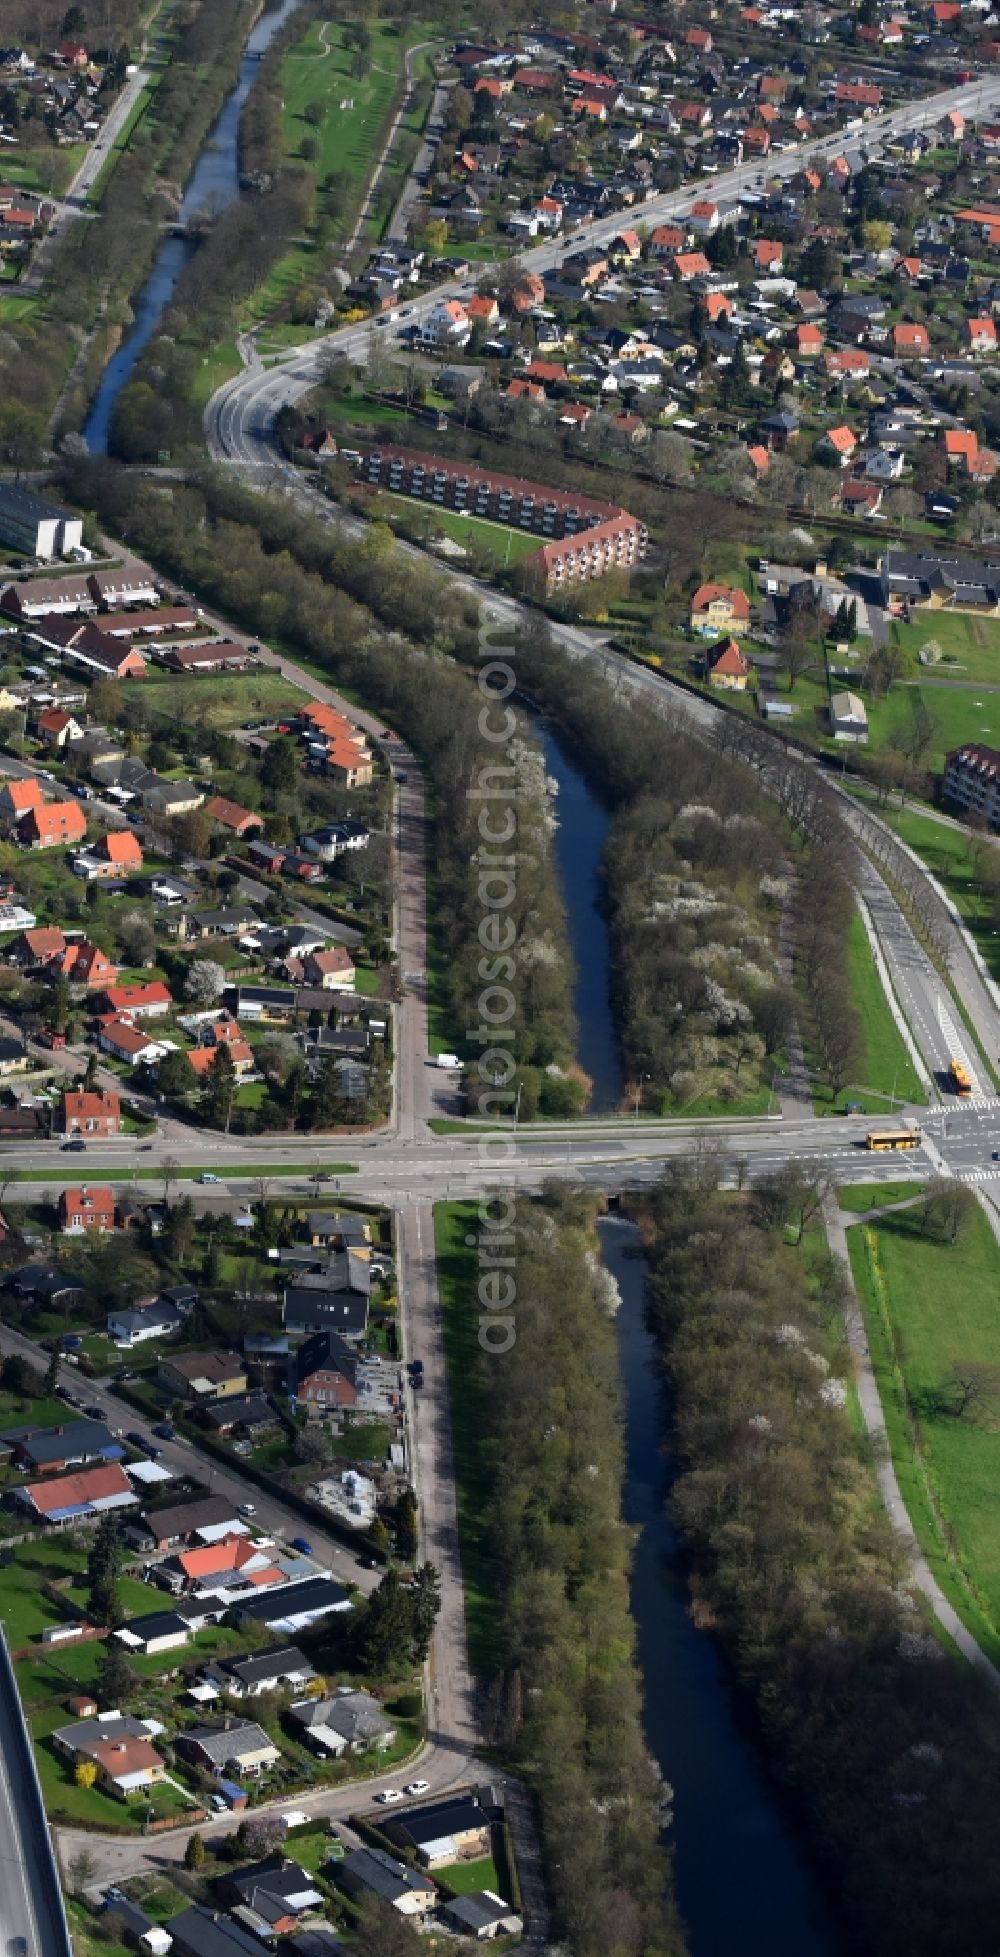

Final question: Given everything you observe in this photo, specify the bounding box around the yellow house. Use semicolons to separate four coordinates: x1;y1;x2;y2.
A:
158;1352;249;1402
706;637;752;690
690;582;751;637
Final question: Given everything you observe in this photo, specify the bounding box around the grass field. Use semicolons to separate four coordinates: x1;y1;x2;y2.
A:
381;493;543;566
865;682;1000;776
437;1853;505;1898
243;18;431;326
120;669;305;732
809;908;926;1113
890;611;1000;685
433;1200;500;1671
837;1180;924;1212
848;1202;1000;1658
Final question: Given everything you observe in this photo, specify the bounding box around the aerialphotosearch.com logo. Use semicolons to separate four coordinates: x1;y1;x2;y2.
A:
466;619;521;1356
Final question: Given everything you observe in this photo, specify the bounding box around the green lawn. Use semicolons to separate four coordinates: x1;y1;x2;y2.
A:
890;612;1000;685
433;1201;500;1672
848;1203;1000;1659
864;682;1000;777
379;493;544;567
31;1702;197;1827
837;1180;924;1213
120;669;306;732
436;1853;505;1898
812;908;926;1113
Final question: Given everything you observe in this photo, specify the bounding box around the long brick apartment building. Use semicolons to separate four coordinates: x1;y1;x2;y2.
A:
355;444;647;591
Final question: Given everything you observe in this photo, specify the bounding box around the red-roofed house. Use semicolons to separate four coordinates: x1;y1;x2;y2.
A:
755;238;784;272
204;796;263;839
820;424;858;464
0;777;44;828
60;1185;117;1234
303;947;356;991
672;251;712;282
17;800;87;850
35;708;83;748
186;1039;254;1079
707;639;751;691
17;1461;136;1523
507;378;545;401
58;939;118;989
747;445;770;477
690;584;751;637
99;981;173;1020
62;1088;121;1136
794;323;823;357
651;224;686;257
467;293;500;326
688;199;719;236
703;291;733;325
825;347;870;380
893;322;930;356
965;318;997;356
835;81;881;112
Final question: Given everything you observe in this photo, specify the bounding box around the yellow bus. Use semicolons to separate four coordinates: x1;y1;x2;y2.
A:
865;1127;921;1152
949;1058;972;1097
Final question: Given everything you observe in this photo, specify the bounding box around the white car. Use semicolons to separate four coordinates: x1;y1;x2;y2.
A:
237;1502;256;1517
197;1172;220;1184
404;1780;430;1797
375;1788;404;1804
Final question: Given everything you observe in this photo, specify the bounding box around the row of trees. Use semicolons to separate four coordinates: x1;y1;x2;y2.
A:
643;1160;1000;1957
475;1186;686;1957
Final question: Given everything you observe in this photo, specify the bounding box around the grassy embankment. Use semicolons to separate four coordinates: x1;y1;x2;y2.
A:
848;1199;1000;1665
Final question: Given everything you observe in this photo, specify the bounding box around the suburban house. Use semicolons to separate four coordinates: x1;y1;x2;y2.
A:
383;1795;493;1869
287;1686;396;1757
282;1272;370;1342
98;980;173;1019
166;1907;266;1957
17;799;88;849
0;776;44;829
137;1494;246;1552
52;1712;166;1801
301;948;356;991
158;1352;249;1403
16;1460;137;1524
107;1299;184;1347
208;1646;317;1700
880;549;1000;617
230;1575;353;1636
59;1184;118;1234
104;1896;174;1956
218;1857;325;1937
176;1719;281;1779
706;638;751;690
689;582;751;637
289;1329;361;1411
62;1088;121;1136
337;1848;436;1918
71;827;143;880
204;796;263;839
0;1418;121;1474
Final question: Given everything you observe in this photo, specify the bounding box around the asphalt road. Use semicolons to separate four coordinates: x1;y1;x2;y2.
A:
0;1627;70;1957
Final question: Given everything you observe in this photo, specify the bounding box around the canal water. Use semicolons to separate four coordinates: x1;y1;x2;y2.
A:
532;714;624;1114
600;1216;839;1957
84;0;303;453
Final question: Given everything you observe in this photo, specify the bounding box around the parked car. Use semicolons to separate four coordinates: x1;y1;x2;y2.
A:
62;1335;83;1352
210;1793;227;1812
290;1536;313;1556
152;1423;175;1441
375;1789;404;1804
404;1780;430;1797
86;1404;105;1421
125;1431;150;1453
237;1502;256;1517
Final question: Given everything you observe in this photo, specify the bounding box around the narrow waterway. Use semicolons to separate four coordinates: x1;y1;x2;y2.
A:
600;1216;839;1957
84;0;303;453
531;714;624;1114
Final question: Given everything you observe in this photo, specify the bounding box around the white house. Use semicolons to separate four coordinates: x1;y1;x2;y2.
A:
415;299;471;350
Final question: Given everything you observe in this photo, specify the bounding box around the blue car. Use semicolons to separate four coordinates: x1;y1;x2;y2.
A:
290;1536;314;1556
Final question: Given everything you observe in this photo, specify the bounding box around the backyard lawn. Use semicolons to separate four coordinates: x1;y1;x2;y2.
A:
436;1853;505;1898
865;681;1000;777
379;493;544;567
848;1201;1000;1657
